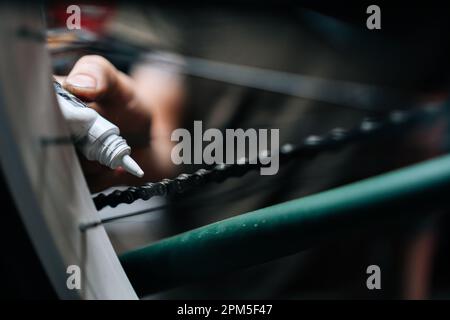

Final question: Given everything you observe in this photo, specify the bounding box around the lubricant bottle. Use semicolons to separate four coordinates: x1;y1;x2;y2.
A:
53;80;144;178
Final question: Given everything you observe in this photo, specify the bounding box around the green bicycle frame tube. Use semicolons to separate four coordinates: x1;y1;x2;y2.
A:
120;154;450;296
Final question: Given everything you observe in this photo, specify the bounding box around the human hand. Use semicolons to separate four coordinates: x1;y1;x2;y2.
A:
56;55;184;192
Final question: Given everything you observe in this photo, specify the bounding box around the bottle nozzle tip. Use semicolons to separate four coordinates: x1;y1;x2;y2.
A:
120;155;144;178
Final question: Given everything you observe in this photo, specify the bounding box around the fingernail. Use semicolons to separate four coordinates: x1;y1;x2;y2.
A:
66;74;97;89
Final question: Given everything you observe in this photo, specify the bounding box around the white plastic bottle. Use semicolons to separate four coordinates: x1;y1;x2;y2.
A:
53;80;144;178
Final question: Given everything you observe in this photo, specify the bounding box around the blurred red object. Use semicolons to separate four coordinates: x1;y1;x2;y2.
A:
47;1;116;34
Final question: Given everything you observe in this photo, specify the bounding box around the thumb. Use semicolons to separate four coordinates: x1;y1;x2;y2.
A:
64;55;133;104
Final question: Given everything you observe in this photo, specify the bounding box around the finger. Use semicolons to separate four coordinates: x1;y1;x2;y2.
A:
54;75;107;118
53;75;66;84
64;55;134;105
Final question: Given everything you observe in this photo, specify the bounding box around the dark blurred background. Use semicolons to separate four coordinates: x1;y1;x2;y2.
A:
2;0;450;299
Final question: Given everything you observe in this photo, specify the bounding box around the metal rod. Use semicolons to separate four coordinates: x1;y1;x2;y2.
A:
177;55;408;111
46;31;412;112
79;205;166;231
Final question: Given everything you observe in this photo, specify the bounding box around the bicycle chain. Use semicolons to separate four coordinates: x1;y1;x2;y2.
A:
93;103;445;210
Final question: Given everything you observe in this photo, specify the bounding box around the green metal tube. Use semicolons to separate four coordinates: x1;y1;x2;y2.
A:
120;154;450;296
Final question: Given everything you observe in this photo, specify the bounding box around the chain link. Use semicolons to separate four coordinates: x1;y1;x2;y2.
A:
93;103;446;210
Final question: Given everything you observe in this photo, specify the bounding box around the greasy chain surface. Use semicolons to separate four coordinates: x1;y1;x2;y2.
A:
93;103;446;210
